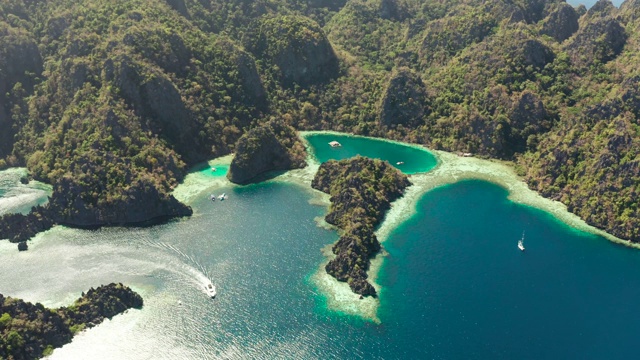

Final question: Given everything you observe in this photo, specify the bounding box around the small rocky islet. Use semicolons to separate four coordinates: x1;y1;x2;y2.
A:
312;156;411;296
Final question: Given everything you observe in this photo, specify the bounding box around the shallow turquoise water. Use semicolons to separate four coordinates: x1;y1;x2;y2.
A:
304;133;438;174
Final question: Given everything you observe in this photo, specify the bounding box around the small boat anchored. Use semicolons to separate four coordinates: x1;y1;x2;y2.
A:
396;161;404;165
518;231;525;251
328;141;342;147
205;282;217;298
210;194;216;201
218;193;226;201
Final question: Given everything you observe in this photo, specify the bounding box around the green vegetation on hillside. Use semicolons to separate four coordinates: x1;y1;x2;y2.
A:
312;156;410;296
227;119;307;184
0;283;142;359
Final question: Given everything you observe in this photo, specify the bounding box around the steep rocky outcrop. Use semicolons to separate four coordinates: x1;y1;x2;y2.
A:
419;9;497;66
521;113;640;242
0;22;43;159
584;0;616;19
506;90;551;154
0;283;142;360
312;156;410;296
227;119;307;184
47;176;192;228
244;15;339;88
378;67;430;128
104;55;193;157
214;38;267;108
541;2;579;42
520;38;556;69
566;17;626;68
619;0;640;22
483;0;526;24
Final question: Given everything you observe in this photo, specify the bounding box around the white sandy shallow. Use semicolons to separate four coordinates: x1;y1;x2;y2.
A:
172;155;234;205
296;133;630;322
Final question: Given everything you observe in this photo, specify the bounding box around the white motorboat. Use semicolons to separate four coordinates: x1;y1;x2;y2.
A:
205;283;217;298
210;194;216;201
218;193;226;200
518;231;525;251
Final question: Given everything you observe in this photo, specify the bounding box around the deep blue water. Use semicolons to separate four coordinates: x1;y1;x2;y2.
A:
378;180;640;359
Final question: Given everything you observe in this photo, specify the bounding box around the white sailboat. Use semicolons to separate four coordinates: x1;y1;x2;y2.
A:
518;231;525;251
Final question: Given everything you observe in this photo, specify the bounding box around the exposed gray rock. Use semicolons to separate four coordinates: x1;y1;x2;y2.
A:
566;18;626;68
227;119;306;185
245;16;339;88
378;67;430;128
521;39;556;69
541;3;580;42
585;0;616;19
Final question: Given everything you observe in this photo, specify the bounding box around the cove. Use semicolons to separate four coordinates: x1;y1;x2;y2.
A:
377;179;640;359
0;167;51;216
303;132;438;174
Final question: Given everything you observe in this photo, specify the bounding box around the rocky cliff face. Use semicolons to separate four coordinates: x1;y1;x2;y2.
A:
566;17;627;69
227;119;307;185
105;55;194;159
47;176;192;228
311;156;410;296
378;67;430;128
244;15;340;88
164;0;189;17
0;22;43;160
541;3;579;42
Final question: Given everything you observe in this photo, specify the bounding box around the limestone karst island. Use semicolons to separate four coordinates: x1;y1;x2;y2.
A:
1;0;639;358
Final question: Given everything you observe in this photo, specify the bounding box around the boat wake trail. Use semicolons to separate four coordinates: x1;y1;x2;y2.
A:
141;239;214;296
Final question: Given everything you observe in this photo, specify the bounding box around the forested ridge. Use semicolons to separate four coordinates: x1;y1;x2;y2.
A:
1;0;639;243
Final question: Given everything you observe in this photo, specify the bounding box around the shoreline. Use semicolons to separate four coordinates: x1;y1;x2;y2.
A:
0;167;52;216
172;155;234;205
296;132;632;323
169;131;633;323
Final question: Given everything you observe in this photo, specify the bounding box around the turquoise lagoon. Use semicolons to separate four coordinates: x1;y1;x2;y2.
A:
303;132;438;174
1;134;640;358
